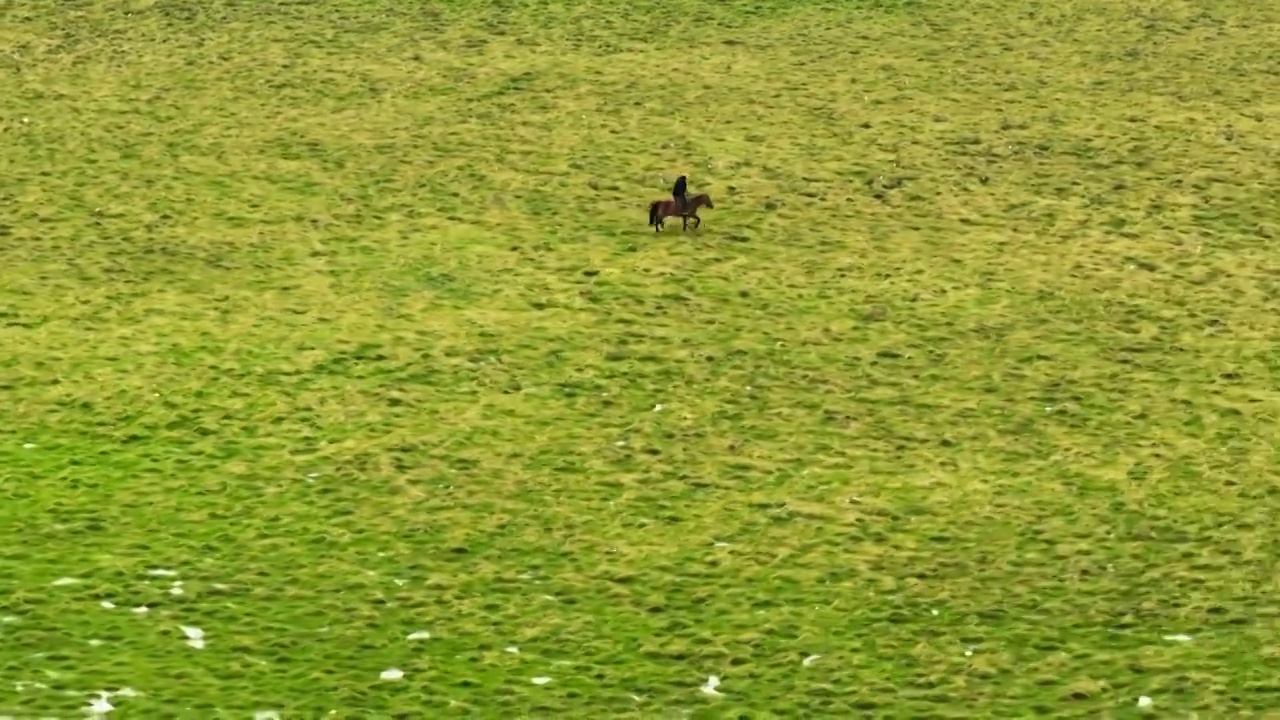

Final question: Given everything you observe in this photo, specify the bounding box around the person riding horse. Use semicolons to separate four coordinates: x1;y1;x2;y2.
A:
648;178;714;232
672;175;689;215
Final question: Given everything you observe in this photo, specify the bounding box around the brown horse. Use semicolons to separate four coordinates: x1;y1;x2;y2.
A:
648;193;714;232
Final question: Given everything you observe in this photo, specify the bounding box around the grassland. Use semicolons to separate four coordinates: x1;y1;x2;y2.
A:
2;0;1279;716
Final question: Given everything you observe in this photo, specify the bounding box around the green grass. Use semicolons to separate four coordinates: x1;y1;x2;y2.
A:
3;0;1279;716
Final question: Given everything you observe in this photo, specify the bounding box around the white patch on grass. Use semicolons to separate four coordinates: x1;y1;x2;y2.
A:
100;601;116;609
379;668;404;681
802;655;820;666
254;712;281;720
505;646;519;654
85;693;114;716
1163;634;1193;642
406;631;431;641
131;606;149;614
653;404;663;411
700;675;722;696
84;687;138;715
51;577;81;586
88;639;104;647
531;677;551;685
180;626;205;649
23;443;36;449
1137;695;1153;708
147;569;178;578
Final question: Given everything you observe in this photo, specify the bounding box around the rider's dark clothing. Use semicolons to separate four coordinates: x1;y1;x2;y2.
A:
672;176;688;212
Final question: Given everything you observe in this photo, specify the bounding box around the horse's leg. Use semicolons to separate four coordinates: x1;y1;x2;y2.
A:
682;214;688;231
692;212;701;229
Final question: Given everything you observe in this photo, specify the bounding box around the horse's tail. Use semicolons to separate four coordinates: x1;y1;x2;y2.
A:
648;201;660;226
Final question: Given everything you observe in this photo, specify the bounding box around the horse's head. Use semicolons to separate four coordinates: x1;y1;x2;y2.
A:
698;193;714;209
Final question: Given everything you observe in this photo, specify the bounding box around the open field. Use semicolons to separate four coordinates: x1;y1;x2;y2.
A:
3;0;1279;716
